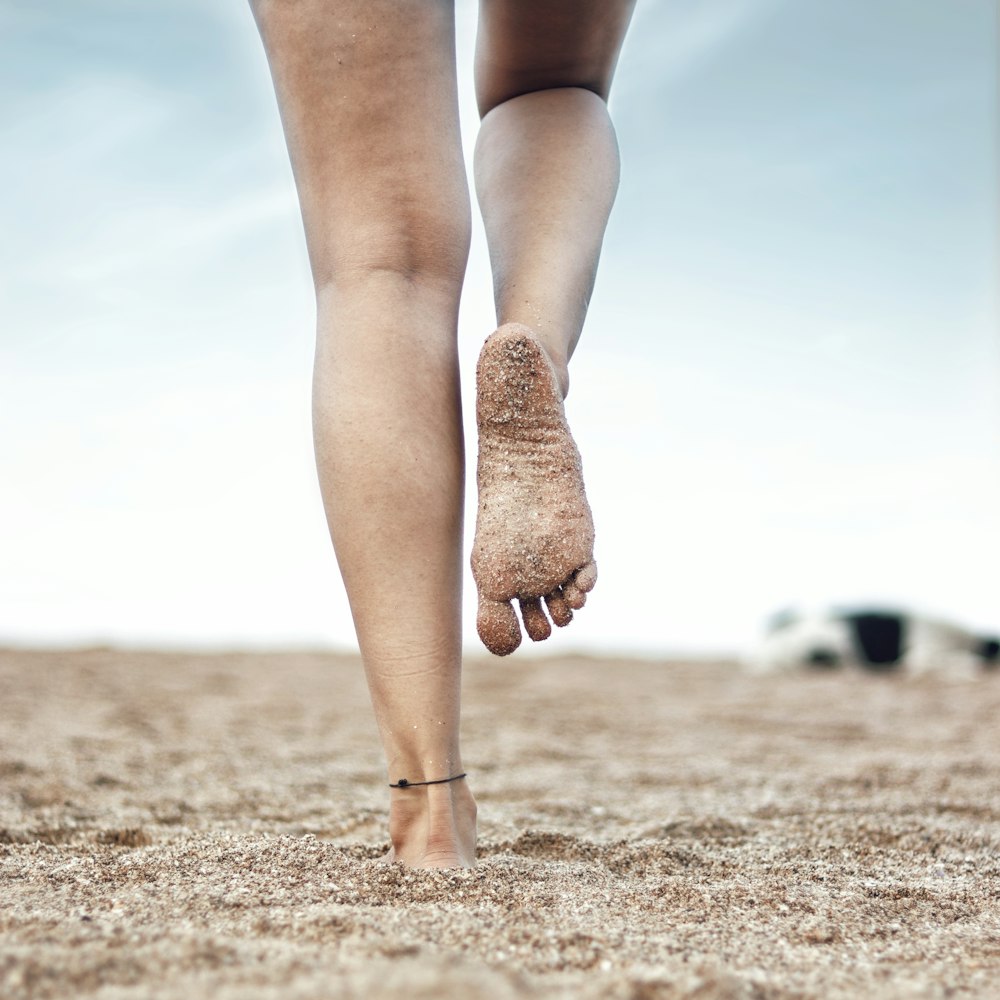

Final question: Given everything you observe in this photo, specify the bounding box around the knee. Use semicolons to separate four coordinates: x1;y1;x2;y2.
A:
477;75;611;121
478;85;613;136
312;208;471;294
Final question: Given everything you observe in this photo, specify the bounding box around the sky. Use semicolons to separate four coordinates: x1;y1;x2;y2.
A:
1;0;997;656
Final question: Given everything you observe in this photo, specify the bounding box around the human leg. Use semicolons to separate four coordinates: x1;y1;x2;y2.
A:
250;0;475;867
470;1;636;655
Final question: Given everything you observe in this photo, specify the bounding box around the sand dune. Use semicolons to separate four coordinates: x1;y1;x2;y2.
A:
2;648;998;998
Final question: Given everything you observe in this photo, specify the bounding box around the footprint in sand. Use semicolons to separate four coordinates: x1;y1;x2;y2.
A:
471;323;597;656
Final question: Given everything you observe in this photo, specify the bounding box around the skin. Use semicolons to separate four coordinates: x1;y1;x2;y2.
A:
250;0;635;867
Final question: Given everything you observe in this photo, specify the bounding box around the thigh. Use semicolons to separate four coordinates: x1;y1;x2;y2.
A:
474;0;637;116
251;0;469;284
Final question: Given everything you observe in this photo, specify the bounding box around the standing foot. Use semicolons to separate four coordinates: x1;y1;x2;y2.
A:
471;323;597;656
382;779;478;869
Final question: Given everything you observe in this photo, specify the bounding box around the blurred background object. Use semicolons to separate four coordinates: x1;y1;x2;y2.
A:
749;606;1000;674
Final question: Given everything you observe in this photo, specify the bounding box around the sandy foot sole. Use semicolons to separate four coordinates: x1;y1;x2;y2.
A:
471;323;597;656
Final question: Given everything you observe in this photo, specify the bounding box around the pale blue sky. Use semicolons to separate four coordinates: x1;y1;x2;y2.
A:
1;0;997;653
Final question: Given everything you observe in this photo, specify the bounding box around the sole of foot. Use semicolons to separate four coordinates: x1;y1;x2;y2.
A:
471;323;597;656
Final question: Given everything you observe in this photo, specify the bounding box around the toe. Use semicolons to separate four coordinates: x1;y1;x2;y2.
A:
544;588;574;628
519;597;552;642
477;595;522;656
562;581;587;610
574;560;598;594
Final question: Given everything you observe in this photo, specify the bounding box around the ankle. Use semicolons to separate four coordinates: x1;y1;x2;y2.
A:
544;348;570;399
494;322;570;398
387;780;477;868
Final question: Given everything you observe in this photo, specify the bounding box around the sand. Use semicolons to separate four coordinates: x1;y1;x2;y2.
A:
2;647;998;999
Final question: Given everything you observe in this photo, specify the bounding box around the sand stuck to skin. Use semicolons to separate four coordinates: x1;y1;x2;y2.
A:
472;324;596;655
2;647;998;999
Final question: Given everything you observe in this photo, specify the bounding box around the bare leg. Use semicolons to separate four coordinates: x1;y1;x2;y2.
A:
471;1;635;654
251;0;475;867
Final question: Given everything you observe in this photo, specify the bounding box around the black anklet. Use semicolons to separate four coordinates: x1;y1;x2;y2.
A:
389;772;467;789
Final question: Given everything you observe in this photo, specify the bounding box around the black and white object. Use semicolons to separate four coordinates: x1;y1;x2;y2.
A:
749;607;1000;675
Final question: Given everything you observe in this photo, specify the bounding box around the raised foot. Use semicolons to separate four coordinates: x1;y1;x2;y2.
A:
471;323;597;656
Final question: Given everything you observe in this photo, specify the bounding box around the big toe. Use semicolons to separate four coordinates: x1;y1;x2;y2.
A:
477;596;522;656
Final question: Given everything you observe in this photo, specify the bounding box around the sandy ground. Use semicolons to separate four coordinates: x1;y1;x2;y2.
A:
1;647;999;999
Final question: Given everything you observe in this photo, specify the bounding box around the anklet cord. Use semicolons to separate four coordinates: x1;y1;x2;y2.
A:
389;772;467;789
